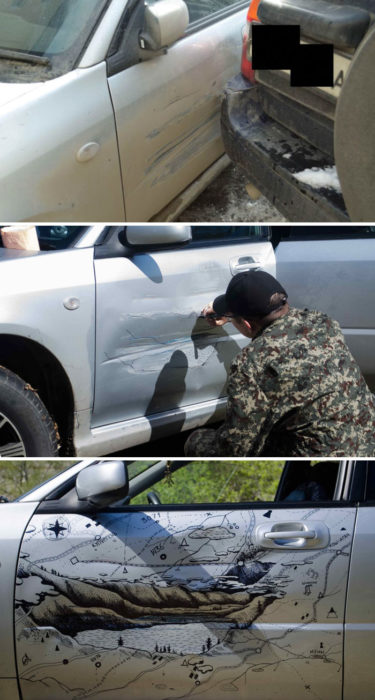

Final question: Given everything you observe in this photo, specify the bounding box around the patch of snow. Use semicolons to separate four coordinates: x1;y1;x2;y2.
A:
294;165;341;192
282;152;292;159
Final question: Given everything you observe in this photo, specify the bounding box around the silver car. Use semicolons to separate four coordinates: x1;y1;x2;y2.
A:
0;457;374;699
0;223;374;456
0;0;246;222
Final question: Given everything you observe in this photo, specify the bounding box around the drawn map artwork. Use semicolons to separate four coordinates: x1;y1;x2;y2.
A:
15;508;355;699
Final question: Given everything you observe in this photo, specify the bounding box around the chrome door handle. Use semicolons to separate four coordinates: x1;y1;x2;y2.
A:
254;522;329;549
230;256;260;274
265;530;316;540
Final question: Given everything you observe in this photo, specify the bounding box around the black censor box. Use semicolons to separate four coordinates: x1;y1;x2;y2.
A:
252;25;334;87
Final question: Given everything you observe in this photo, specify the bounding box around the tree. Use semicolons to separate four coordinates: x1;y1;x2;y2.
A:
131;461;283;506
0;461;76;501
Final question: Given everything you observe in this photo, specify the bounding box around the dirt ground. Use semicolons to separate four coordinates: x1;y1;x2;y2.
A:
178;163;286;222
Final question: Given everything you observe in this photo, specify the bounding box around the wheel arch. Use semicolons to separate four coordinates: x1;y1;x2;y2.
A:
0;334;75;455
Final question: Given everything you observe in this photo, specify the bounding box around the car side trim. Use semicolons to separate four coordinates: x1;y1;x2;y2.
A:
75;397;227;456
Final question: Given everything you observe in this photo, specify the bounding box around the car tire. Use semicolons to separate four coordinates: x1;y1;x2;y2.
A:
0;367;59;456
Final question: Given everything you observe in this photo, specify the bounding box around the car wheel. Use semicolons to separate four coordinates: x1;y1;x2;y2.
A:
0;367;59;456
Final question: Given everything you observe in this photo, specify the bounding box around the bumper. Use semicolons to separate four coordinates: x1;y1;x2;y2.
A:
221;74;348;222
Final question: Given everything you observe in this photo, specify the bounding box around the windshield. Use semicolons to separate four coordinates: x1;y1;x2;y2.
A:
0;0;110;82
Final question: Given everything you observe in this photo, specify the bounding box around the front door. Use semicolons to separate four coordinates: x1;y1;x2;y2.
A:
92;226;275;429
107;3;245;220
15;461;354;700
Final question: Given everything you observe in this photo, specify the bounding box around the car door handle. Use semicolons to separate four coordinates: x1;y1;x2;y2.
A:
254;521;329;549
230;256;260;274
265;529;316;540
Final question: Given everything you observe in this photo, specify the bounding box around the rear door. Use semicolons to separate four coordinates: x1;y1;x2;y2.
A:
92;225;275;430
274;226;375;389
15;459;355;700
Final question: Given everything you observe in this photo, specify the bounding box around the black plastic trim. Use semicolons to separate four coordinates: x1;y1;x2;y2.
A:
258;0;371;51
348;460;368;501
36;499;358;515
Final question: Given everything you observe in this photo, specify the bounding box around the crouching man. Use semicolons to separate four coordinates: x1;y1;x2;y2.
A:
185;269;375;457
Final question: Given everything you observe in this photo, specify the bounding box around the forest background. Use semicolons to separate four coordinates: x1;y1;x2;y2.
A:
0;460;283;503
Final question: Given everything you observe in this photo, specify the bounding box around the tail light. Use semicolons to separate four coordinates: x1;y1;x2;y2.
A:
241;0;261;82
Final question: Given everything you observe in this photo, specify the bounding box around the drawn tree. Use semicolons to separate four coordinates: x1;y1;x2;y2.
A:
206;638;212;651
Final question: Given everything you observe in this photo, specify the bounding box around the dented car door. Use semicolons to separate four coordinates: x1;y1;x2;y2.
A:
91;229;275;432
107;8;244;221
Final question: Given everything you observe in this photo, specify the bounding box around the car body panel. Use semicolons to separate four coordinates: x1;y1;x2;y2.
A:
15;504;355;699
0;246;96;411
92;240;275;428
274;235;375;389
343;506;375;699
0;502;38;680
0;679;19;700
108;10;243;221
0;63;124;221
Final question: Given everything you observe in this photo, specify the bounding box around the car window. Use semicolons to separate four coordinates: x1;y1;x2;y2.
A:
191;225;270;244
129;460;342;505
35;226;89;250
186;0;246;24
130;460;282;504
275;461;340;501
277;226;375;241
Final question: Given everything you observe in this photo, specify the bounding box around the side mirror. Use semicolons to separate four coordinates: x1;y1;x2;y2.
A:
126;224;192;246
139;0;189;52
76;461;129;506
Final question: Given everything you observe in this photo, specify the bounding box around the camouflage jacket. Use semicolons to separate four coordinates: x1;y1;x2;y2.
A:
186;308;375;457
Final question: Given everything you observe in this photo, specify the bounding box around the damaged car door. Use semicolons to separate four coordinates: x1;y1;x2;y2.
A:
14;459;354;699
107;0;245;221
91;225;275;447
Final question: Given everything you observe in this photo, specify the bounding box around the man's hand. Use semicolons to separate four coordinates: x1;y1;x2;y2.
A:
200;302;229;327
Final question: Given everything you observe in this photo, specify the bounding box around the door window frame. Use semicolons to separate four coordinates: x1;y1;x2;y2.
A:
35;458;360;515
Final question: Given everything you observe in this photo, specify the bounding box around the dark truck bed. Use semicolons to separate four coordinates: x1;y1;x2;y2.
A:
221;0;375;221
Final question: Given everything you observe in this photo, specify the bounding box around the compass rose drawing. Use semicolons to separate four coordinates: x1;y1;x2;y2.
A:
42;517;70;540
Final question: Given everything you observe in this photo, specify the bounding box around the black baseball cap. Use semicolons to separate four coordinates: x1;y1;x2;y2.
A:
213;270;287;318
